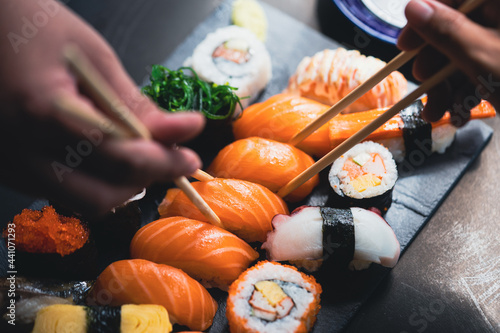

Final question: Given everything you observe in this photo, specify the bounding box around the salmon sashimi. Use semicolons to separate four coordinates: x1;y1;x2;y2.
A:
232;93;331;157
285;48;408;113
89;259;218;331
207;137;319;202
130;217;259;290
158;178;289;243
330;99;497;162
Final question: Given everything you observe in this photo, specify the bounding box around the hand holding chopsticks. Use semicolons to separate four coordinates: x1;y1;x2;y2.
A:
279;0;490;198
56;44;222;228
288;0;487;147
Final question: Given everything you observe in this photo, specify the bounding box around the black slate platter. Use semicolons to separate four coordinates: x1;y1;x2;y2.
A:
0;0;494;332
140;1;495;332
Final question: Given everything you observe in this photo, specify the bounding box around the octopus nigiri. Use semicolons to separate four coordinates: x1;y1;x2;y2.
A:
232;93;331;157
158;178;289;243
89;259;218;331
130;216;259;290
207;137;319;202
262;206;400;271
285;48;408;113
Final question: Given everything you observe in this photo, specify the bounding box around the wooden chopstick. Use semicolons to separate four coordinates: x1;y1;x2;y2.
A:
277;63;456;198
53;94;131;139
59;44;223;229
287;0;487;147
191;169;215;182
63;45;152;140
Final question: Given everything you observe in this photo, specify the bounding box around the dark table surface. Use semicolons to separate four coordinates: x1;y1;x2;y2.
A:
2;0;499;332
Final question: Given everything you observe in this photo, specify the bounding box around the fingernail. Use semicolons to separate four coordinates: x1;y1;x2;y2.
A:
406;0;434;28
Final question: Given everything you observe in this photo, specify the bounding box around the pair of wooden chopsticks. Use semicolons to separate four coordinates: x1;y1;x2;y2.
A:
277;0;487;198
54;44;222;228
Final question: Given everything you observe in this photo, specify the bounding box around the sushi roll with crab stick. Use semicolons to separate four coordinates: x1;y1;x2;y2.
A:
186;25;272;114
226;261;322;333
262;206;400;271
328;141;397;213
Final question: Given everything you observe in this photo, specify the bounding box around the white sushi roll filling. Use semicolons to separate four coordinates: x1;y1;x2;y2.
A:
187;25;272;114
231;262;316;332
329;141;397;199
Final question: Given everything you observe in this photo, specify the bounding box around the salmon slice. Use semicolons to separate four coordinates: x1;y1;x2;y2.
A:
158;178;289;243
232;93;331;157
207;137;319;202
89;259;217;331
329;99;496;148
130;217;259;290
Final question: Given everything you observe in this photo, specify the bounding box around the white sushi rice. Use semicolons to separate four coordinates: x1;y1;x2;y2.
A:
432;124;457;154
372;124;457;163
329;141;397;199
230;262;316;333
186;25;272;114
376;137;405;163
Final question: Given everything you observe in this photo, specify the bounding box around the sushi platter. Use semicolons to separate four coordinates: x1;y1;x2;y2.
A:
0;0;496;332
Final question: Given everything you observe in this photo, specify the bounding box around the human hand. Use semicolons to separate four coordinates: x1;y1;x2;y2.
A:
397;0;500;126
0;0;205;215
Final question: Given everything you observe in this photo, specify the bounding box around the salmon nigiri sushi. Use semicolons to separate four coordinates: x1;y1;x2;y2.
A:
207;137;319;202
130;216;259;290
232;93;331;157
158;178;289;243
285;48;407;113
89;259;218;331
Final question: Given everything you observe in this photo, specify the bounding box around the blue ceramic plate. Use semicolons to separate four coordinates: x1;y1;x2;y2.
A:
333;0;409;44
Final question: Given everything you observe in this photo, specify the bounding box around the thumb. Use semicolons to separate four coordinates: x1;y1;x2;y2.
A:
401;0;492;78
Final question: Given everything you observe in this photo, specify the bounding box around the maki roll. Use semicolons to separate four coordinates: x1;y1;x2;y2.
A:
32;304;172;333
262;206;400;271
2;206;98;280
226;261;321;333
186;25;272;113
328;141;397;213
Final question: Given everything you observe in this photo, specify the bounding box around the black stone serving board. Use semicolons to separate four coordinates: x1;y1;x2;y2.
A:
149;1;494;332
0;1;494;332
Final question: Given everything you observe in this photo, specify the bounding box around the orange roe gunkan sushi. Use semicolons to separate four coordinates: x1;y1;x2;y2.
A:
3;206;98;280
226;261;321;333
6;206;88;256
